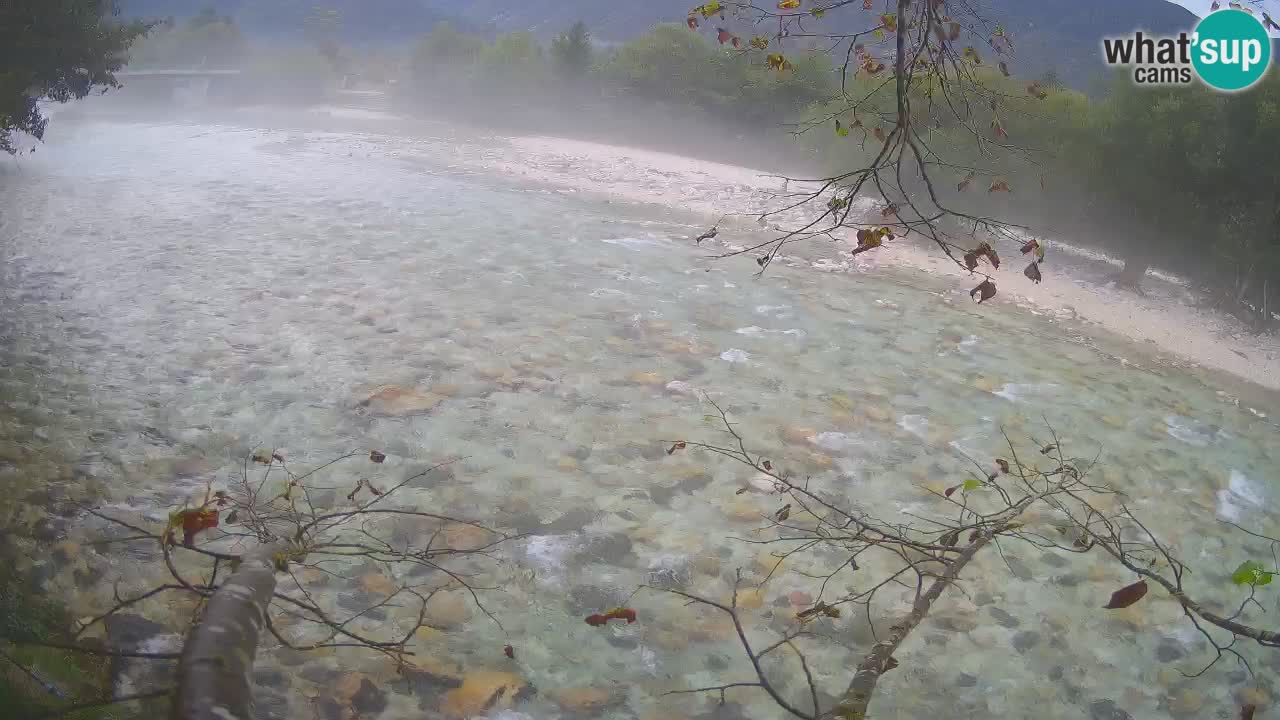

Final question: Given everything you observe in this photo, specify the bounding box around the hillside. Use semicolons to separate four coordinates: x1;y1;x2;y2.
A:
121;0;1201;88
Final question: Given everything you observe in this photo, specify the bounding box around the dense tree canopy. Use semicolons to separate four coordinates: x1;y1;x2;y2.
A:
0;0;148;155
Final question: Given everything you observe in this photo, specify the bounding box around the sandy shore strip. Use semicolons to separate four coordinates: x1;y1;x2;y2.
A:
476;134;1280;392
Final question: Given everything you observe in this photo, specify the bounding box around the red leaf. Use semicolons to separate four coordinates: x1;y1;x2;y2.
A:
667;441;687;455
995;458;1010;473
503;644;515;659
717;28;733;44
762;460;773;471
963;251;979;272
687;16;699;30
1020;239;1039;255
586;607;638;626
944;485;959;498
864;0;873;8
1242;704;1257;720
731;36;742;49
1103;580;1148;609
178;508;219;548
1024;261;1042;284
957;171;975;191
970;280;996;304
369;450;386;464
873;127;886;143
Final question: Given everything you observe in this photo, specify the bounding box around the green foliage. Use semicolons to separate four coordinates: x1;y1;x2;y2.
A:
551;21;593;78
0;0;149;154
1231;560;1275;587
411;22;485;73
479;32;549;88
961;478;983;492
128;11;245;70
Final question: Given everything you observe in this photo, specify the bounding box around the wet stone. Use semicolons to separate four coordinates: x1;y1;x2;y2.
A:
300;665;339;686
1005;555;1034;581
352;678;388;716
1155;640;1185;663
1048;666;1065;682
989;607;1020;629
956;672;979;688
254;690;290;720
972;591;995;606
606;633;639;650
1040;552;1069;568
1053;573;1083;588
1011;630;1041;654
568;585;627;615
706;655;729;671
583;532;634;566
1089;699;1134;720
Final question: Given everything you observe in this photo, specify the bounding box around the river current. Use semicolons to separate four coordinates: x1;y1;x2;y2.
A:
1;110;1277;719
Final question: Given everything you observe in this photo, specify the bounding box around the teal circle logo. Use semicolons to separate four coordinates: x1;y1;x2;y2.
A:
1192;9;1272;92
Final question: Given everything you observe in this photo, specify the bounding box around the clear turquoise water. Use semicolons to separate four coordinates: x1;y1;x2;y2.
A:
1;117;1276;719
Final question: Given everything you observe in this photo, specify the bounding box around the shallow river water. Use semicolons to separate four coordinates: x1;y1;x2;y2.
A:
1;113;1278;720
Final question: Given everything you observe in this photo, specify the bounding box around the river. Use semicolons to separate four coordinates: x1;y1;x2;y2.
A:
1;107;1277;719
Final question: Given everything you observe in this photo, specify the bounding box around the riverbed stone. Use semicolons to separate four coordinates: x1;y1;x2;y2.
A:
552;687;618;714
359;386;444;417
1088;699;1133;720
440;671;530;718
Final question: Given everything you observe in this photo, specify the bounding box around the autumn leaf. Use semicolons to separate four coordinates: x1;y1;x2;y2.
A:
757;256;769;267
873;126;886;142
811;7;825;17
695;0;724;16
731;36;742;49
762;460;773;471
369;449;386;464
170;508;219;548
948;21;961;41
775;503;792;522
1102;580;1148;609
881;203;899;218
585;607;638;626
881;13;897;32
503;644;515;659
989;179;1011;193
687;15;699;30
717;28;733;44
225;509;238;524
978;242;1000;269
1020;239;1039;255
963;46;981;64
998;61;1010;77
252;449;273;464
991;118;1007;138
873;28;885;40
963;251;979;272
835;119;850;137
766;53;792;71
750;36;769;50
863;0;873;8
827;196;849;211
1024;261;1042;284
970;279;996;303
667;441;687;455
957;171;975;191
944;484;959;498
777;0;801;9
995;458;1010;473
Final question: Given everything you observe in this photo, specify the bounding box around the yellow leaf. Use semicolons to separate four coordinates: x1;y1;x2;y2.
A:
777;0;801;9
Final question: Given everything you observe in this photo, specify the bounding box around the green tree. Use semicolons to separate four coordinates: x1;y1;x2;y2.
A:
551;21;594;78
479;32;549;90
0;0;148;155
411;22;484;82
128;11;245;70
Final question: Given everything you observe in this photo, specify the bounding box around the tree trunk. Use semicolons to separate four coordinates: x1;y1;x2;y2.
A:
172;540;298;720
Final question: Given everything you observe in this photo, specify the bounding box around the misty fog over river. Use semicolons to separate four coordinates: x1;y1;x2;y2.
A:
2;103;1278;719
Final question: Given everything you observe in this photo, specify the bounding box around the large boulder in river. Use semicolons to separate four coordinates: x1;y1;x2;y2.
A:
358;386;444;417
